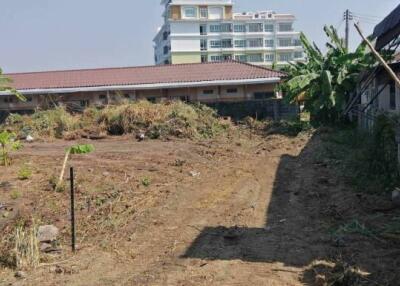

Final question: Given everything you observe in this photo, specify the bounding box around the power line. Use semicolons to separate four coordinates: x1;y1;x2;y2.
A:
353;16;380;25
352;12;384;20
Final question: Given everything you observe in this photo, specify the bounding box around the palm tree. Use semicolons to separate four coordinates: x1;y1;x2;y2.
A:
0;67;25;101
282;25;378;124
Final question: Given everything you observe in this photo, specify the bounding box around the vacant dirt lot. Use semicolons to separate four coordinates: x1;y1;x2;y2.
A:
0;131;399;285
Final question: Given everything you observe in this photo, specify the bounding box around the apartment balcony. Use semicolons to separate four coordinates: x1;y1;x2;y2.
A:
276;30;300;36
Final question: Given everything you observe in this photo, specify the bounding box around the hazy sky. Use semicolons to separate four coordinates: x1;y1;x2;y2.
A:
1;0;398;73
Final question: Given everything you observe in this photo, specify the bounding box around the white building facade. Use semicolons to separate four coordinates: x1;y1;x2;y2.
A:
154;0;305;66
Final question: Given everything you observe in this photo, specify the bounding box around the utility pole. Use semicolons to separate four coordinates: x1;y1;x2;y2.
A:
344;9;353;51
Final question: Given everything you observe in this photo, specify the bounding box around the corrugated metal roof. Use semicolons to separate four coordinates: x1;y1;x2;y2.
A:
5;61;285;91
373;4;400;48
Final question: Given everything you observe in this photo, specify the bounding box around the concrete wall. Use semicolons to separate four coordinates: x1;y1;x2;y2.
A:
171;52;202;64
171;39;200;52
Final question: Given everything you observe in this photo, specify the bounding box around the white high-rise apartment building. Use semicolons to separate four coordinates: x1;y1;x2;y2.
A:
154;0;305;66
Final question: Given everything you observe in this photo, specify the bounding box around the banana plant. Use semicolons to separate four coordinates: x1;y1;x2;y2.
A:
0;131;22;166
281;25;381;124
0;68;25;101
56;144;95;190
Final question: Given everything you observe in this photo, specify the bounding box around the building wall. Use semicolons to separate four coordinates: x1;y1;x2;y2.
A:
154;2;305;66
0;82;279;112
171;53;202;64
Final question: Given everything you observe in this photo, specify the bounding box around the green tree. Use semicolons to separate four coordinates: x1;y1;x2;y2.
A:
0;131;21;166
281;25;379;125
0;67;25;101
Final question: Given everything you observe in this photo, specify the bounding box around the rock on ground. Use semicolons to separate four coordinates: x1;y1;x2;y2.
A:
37;225;59;242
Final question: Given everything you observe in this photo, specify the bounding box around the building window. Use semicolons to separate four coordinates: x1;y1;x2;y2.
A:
248;38;263;48
200;24;207;35
210;40;221;48
209;6;223;20
80;100;89;107
26;96;33;102
3;96;14;103
222;54;233;60
265;54;275;62
221;39;233;48
279;53;293;61
227;88;238;93
210;24;221;33
265;39;274;47
203;89;214;95
168;7;173;19
235;54;247;62
278;23;293;32
200;39;208;51
294;51;303;59
210;55;223;62
163;31;169;41
221;23;233;33
183;7;197;18
234;24;246;33
234;39;246;48
390;81;396;110
265;24;274;32
200;7;208;19
248;23;263;32
254;92;275;100
247;54;263;62
278;38;292;47
293;38;302;46
163;45;169;55
201;54;208;63
99;94;106;100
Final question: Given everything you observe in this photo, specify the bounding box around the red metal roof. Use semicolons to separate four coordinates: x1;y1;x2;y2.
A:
5;61;285;91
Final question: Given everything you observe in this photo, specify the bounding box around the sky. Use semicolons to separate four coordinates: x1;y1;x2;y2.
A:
0;0;398;73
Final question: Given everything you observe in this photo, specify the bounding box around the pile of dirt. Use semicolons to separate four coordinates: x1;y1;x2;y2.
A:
3;101;232;140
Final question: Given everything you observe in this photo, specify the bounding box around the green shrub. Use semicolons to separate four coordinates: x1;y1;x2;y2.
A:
141;177;151;187
0;131;22;166
18;165;32;180
320;115;400;193
10;190;22;200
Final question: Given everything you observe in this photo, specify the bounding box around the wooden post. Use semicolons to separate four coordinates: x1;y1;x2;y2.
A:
354;22;400;88
70;167;76;253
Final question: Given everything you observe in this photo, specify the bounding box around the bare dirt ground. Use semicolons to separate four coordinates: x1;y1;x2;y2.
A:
0;131;399;285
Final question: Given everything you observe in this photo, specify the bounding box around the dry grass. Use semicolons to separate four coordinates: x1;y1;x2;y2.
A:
5;101;232;140
14;222;40;270
0;220;40;270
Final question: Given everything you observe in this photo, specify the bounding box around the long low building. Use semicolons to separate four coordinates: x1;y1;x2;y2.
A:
0;61;285;113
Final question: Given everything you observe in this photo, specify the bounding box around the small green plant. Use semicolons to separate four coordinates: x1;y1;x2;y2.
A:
10;190;22;200
141;177;151;187
333;219;377;239
0;131;22;166
18;165;32;180
56;144;95;190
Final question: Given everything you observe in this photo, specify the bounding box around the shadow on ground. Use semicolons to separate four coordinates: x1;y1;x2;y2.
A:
181;133;393;285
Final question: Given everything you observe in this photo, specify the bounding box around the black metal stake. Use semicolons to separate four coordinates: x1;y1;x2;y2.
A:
70;167;76;253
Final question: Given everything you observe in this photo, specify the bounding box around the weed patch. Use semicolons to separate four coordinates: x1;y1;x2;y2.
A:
4;101;232;140
318;119;400;193
18;165;32;180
